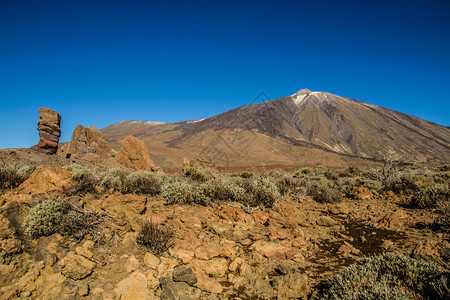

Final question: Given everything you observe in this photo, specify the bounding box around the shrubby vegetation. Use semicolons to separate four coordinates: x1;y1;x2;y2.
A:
24;198;105;240
316;253;449;300
0;163;35;191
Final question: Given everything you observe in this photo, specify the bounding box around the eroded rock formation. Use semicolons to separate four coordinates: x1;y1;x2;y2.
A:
30;107;61;154
62;125;113;159
117;135;156;171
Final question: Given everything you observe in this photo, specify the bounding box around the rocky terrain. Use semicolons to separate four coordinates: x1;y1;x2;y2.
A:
101;89;450;168
0;151;449;299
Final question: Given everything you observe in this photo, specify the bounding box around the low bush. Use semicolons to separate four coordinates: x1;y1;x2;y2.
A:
230;171;253;179
276;175;308;196
0;164;35;191
24;199;62;238
309;184;342;203
136;219;175;256
316;253;449;300
183;166;209;182
58;202;105;241
125;171;161;195
162;181;193;204
410;184;449;209
392;173;420;194
99;168;128;193
24;199;105;240
64;164;97;196
242;177;280;208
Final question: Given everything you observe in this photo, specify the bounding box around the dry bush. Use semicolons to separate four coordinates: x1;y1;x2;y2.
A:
136;219;174;256
275;175;308;196
0;164;35;191
58;202;105;241
241;177;280;208
125;171;162;195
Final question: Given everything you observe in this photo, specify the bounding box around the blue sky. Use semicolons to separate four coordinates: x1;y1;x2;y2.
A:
1;0;449;148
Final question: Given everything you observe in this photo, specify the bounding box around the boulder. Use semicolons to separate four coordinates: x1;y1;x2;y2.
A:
60;252;95;280
31;107;61;154
17;166;73;195
117;135;155;171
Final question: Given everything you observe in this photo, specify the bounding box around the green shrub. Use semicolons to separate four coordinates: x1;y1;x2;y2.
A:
316;253;449;300
24;199;105;240
183;166;208;182
136;219;175;256
64;164;97;196
162;181;193;204
99;168;127;193
362;179;383;195
392;173;420;194
24;200;62;238
125;171;161;195
410;184;449;208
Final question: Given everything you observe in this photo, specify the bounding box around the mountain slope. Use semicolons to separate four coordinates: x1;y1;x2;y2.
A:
101;89;450;168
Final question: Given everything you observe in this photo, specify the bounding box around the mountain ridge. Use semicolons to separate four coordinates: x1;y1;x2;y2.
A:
101;89;450;168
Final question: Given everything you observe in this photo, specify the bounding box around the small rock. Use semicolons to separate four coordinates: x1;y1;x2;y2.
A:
316;216;338;227
125;254;140;272
61;252;95;280
160;276;200;300
114;272;149;300
173;267;197;285
144;252;160;269
195;273;223;294
3;238;22;254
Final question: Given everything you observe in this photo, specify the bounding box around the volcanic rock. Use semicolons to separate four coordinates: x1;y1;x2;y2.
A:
117;135;156;171
31;107;61;154
63;125;113;159
17;166;73;195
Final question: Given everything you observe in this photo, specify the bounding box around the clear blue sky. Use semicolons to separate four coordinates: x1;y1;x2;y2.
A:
1;0;449;149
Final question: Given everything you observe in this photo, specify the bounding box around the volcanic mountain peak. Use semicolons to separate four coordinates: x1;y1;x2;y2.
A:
291;88;332;106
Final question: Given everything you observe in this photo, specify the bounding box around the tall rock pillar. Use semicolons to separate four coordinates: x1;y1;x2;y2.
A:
30;107;61;154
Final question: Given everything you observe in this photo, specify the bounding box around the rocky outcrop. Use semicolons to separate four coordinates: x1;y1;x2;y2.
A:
17;166;73;195
117;135;156;171
31;107;61;154
60;125;113;159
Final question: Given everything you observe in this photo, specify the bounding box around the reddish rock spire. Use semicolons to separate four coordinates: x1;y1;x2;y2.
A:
30;107;61;154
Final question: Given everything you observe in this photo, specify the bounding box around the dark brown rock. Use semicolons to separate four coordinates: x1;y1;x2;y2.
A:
31;107;61;154
173;267;197;285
